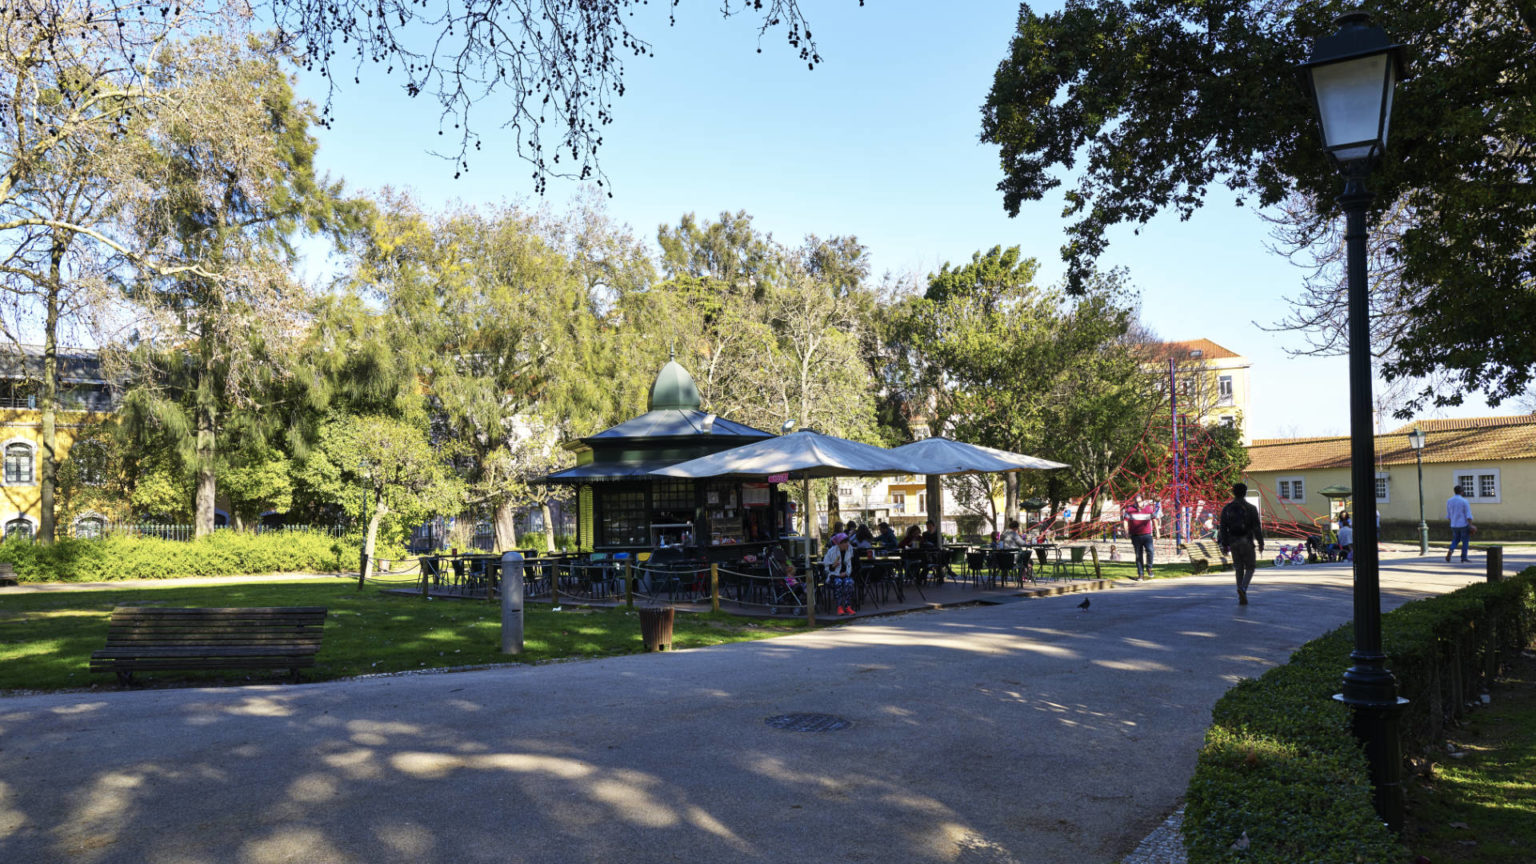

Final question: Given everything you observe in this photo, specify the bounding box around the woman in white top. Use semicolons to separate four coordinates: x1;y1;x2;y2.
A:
821;532;857;616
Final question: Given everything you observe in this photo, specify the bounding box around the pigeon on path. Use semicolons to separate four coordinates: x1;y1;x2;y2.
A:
1076;597;1091;610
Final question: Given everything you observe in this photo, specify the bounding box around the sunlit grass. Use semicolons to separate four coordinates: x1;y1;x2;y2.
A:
0;579;812;693
1405;653;1536;863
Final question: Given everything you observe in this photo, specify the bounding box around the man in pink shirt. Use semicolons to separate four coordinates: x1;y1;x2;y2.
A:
1122;494;1158;580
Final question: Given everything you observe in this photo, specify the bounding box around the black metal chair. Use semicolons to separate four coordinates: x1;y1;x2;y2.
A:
965;551;988;587
899;550;930;601
987;549;1017;589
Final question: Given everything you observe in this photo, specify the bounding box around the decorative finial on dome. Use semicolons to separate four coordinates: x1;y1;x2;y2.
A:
648;359;702;411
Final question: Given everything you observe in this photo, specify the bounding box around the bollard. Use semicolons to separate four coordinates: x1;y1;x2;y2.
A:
711;563;720;613
1486;545;1504;582
500;551;525;654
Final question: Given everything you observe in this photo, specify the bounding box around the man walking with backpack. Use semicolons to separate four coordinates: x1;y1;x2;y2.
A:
1218;483;1265;605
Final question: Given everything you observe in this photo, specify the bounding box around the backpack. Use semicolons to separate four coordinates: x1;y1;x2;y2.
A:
1220;501;1250;539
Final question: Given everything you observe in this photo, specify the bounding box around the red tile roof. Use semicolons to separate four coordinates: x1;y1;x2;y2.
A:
1247;415;1536;472
1140;338;1245;362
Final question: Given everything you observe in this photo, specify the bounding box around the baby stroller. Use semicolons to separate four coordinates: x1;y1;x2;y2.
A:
765;546;806;615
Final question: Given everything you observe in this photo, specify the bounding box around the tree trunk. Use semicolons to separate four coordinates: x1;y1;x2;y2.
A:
1004;474;1019;526
364;491;388;569
493;499;518;552
926;474;944;543
38;237;62;544
194;328;218;538
539;501;556;552
195;424;217;537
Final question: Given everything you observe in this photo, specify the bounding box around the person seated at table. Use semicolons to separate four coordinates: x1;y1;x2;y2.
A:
854;524;875;549
998;519;1026;549
876;521;899;549
899;525;924;549
831;520;845;539
822;532;857;615
921;520;940;547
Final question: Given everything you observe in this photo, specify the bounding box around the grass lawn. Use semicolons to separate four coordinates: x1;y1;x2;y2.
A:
0;578;812;693
1404;650;1536;862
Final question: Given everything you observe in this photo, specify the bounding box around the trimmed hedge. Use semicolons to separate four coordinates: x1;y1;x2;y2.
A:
1184;567;1536;863
0;531;362;582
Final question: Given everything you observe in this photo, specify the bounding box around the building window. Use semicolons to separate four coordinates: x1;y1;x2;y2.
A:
1218;375;1234;406
74;516;105;539
652;478;693;511
918;493;927;514
1219;415;1236;429
892;492;906;514
1277;477;1305;502
1455;469;1500;503
597;486;648;547
4;443;34;485
4;517;32;541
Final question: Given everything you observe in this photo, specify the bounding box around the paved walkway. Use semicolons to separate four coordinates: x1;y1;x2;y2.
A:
0;552;1522;864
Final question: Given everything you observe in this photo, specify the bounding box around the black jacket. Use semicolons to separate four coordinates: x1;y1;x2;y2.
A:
1218;499;1265;551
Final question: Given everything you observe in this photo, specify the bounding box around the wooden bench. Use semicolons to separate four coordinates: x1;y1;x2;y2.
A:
89;606;327;685
0;561;15;586
1185;540;1228;574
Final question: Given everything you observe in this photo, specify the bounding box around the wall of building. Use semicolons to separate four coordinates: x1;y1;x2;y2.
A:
1248;458;1536;539
0;407;104;537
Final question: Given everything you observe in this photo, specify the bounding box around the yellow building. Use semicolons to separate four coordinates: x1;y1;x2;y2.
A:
0;346;115;539
1245;415;1536;540
1142;339;1253;444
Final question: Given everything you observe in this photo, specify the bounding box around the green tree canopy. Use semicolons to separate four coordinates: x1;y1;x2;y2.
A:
982;2;1536;409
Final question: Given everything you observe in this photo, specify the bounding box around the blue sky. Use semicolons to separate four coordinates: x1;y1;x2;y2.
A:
295;1;1496;440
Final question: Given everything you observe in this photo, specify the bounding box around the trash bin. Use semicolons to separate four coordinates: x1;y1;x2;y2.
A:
1487;546;1503;582
638;606;675;652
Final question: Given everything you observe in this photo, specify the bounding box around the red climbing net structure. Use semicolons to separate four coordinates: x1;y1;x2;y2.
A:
1038;362;1333;545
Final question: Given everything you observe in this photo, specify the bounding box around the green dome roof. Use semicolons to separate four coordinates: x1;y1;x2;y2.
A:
648;360;702;411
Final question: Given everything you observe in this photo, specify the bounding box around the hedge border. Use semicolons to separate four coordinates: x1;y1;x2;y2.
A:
1183;567;1536;863
0;532;364;582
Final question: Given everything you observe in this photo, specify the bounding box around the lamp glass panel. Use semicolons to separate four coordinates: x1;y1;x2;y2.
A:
1312;53;1390;160
1380;60;1397;147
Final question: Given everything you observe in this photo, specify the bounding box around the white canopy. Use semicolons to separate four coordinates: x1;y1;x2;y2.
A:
887;436;1067;474
652;429;944;480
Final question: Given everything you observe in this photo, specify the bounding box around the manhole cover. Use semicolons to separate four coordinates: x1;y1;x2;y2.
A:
764;713;851;732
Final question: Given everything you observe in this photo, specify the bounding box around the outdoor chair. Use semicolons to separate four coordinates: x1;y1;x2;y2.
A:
945;547;966;583
854;554;892;609
965;551;987;587
1015;550;1036;584
899;550;930;601
987;549;1017;589
1055;546;1087;579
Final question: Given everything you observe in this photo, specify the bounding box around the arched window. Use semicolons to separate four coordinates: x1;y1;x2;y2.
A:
5;518;33;541
3;443;33;485
74;516;106;539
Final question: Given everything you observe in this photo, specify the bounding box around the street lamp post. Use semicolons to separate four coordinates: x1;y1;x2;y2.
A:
1301;10;1409;831
1408;427;1428;554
